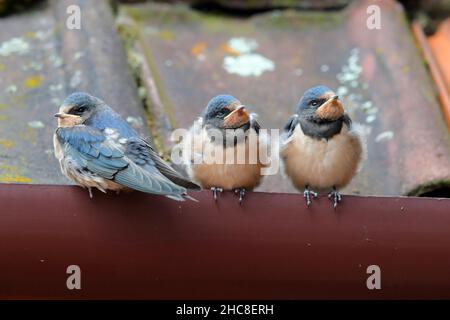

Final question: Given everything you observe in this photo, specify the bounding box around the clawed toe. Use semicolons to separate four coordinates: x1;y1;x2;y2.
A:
234;188;246;205
328;187;342;209
210;187;223;201
303;186;318;208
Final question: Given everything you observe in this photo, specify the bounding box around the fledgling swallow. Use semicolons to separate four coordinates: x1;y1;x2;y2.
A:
175;94;267;204
280;85;363;208
53;92;200;201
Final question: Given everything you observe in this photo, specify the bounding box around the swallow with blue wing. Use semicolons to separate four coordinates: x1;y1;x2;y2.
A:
281;85;363;208
53;92;200;201
175;94;267;204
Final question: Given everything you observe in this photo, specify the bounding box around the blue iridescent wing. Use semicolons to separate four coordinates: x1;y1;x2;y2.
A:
56;126;187;196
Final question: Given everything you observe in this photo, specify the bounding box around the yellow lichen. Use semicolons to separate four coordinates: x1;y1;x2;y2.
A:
0;114;8;121
24;31;36;39
0;174;32;183
24;75;42;89
158;29;175;41
0;139;14;149
0;163;32;183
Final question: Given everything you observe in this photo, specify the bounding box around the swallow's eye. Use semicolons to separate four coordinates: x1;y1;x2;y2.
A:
310;100;319;107
217;109;228;117
72;106;87;114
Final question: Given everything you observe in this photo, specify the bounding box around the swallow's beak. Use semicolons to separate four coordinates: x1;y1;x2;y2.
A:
54;111;82;127
54;112;80;119
315;94;344;120
223;105;250;128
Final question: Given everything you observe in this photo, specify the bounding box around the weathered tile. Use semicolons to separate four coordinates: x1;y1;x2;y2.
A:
0;0;146;184
122;0;450;195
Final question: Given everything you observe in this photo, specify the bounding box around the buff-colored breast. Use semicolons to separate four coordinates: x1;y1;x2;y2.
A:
281;124;362;192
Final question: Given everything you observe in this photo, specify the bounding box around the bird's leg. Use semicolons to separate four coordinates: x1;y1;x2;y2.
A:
234;188;246;205
88;187;93;199
210;187;223;201
303;185;318;208
328;186;342;209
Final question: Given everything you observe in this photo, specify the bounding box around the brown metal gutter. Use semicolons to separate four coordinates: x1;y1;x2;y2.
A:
0;184;449;299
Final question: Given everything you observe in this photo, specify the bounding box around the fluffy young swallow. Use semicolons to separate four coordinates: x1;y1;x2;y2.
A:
175;94;267;203
280;85;363;208
53;92;200;201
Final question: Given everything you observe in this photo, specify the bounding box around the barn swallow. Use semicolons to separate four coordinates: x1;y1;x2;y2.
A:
175;94;266;204
281;85;362;208
53;92;200;201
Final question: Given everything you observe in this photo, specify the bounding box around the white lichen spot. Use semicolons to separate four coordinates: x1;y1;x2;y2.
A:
375;131;394;143
74;51;85;60
70;70;82;88
164;59;173;67
28;120;45;129
227;37;258;54
0;37;30;56
365;114;376;123
49;53;63;68
366;107;378;115
50;84;63;91
336;86;348;96
197;53;206;61
5;85;17;93
294;68;303;76
35;30;53;41
320;64;330;72
22;61;43;71
223;37;275;77
224;54;274;77
362;101;373;111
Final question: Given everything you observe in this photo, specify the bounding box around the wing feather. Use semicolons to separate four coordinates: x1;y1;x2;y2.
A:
56;126;188;196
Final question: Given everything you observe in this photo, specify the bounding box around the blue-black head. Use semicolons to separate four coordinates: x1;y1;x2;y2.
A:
202;94;250;129
54;92;104;126
297;85;343;121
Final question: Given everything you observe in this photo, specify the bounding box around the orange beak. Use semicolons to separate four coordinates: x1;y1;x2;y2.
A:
315;95;344;120
223;105;250;128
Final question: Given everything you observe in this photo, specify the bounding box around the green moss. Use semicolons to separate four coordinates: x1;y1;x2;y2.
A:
116;11;174;156
122;3;253;34
253;9;344;29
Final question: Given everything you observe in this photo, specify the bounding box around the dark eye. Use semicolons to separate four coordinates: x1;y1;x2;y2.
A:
217;110;227;117
72;106;87;114
310;100;318;107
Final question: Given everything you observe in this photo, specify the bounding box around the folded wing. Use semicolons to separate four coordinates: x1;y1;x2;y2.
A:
56;126;188;197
